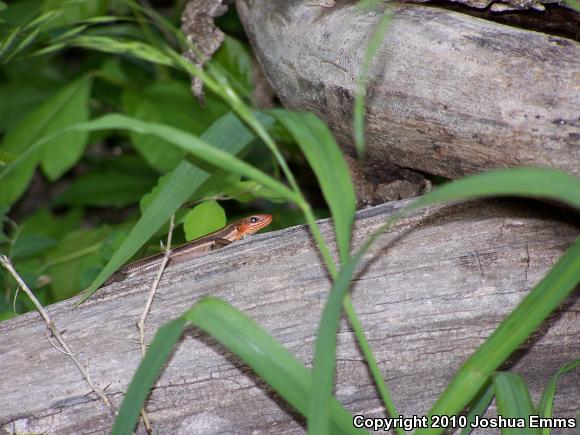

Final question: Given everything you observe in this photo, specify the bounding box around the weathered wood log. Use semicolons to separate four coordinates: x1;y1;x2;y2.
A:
236;0;580;179
0;199;578;433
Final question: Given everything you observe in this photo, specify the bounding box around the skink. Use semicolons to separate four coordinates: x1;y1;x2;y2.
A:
107;214;272;284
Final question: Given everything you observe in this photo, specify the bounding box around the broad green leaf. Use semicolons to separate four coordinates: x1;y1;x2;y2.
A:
45;227;110;300
0;113;294;206
56;168;158;207
78;112;278;301
212;36;253;98
0;205;8;244
493;373;539;434
0;76;92;206
537;358;580;435
18;207;83;241
0;0;39;28
122;80;228;173
0;157;37;209
11;234;57;259
42;0;107;29
272;110;356;264
0;80;59;132
183;201;226;241
40;76;92;180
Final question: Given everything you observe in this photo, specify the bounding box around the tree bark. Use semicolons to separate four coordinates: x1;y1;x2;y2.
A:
236;0;580;179
0;199;578;433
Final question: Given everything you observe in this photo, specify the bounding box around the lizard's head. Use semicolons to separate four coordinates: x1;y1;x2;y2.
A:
237;214;272;238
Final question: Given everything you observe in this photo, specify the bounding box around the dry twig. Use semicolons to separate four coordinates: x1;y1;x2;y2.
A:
135;214;176;432
0;255;113;413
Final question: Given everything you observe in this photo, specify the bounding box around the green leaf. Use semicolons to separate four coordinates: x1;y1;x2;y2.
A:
42;0;108;29
183;298;366;435
272;110;356;264
18;207;83;241
493;373;539;435
353;10;392;159
122;80;228;173
183;201;226;241
417;238;580;434
40;76;92;180
1;112;294;206
563;0;580;12
0;76;92;206
409;168;580;212
191;170;241;201
56;168;158;207
79;112;278;301
111;317;187;435
11;234;57;259
223;180;286;203
309;246;365;435
537;358;580;435
212;36;253;98
45;227;110;300
64;35;175;66
459;383;495;435
312;168;580;435
113;299;367;435
0;79;59;132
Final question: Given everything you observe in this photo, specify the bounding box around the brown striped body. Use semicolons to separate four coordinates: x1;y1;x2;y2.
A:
106;214;272;284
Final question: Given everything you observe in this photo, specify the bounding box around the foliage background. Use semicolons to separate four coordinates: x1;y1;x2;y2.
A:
0;0;326;321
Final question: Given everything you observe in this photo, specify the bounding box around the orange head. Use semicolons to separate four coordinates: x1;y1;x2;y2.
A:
236;214;272;239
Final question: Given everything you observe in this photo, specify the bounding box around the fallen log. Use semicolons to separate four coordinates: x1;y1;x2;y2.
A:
236;0;580;179
0;199;578;433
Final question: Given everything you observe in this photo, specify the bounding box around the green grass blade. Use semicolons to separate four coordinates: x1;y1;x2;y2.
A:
308;249;365;435
459;383;495;435
272;110;356;265
310;168;580;435
415;238;580;434
563;0;580;12
353;10;392;159
113;298;368;435
111;317;187;435
79;113;275;301
72;114;296;201
309;245;402;434
537;358;580;435
183;297;367;435
409;168;580;211
493;373;540;435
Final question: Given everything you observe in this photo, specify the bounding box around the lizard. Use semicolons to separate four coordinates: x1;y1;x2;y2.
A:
105;214;272;284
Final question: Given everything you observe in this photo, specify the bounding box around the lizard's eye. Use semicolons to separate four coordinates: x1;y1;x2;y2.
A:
250;216;259;223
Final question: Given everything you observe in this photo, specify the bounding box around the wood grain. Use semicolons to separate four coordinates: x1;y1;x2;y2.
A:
0;199;578;434
236;0;580;179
